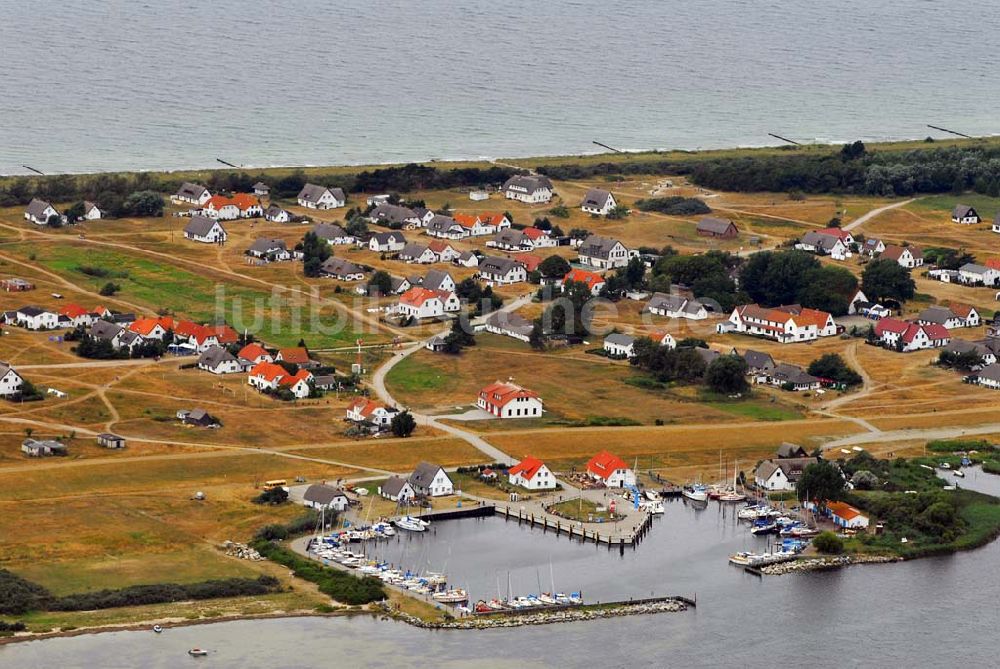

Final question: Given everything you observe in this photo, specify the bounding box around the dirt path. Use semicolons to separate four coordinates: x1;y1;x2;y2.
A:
842;198;916;231
813;342;881;433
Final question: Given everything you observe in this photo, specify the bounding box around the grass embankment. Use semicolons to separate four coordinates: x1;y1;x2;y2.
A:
250;541;385;606
547;498;618;523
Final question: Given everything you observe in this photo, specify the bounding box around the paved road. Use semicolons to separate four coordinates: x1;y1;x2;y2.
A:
822;422;1000;451
843;198;915;231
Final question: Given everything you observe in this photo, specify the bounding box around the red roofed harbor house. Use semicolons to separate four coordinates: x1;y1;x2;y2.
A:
586;451;636;488
202;193;263;220
807;500;870;530
508;456;556;490
477;381;543;419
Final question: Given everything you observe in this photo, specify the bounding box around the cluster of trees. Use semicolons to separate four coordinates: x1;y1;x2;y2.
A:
440;318;476;355
923;246;975;270
807;353;863;387
351;164;515;193
530;216;564;236
390;410;417;437
740;250;858;315
253;487;289;505
0;568;281;615
250;540;385;605
630;340;750;394
860;258;916;303
455;277;502;315
69;327;168;360
634;196;711;216
529;280;596;346
599;257;648;298
938;348;982;371
651;249;743;311
300;231;331;277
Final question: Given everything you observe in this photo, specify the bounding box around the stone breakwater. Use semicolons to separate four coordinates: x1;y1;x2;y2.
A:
760;554;902;575
379;599;688;629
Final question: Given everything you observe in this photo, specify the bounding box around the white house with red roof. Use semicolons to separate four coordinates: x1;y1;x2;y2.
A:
586;451;635;488
880;244;923;269
874;317;951;352
453;213;511;237
397;287;460;320
346;398;399;428
237;343;273;367
562;268;606;295
477;380;543;419
721;304;836;343
508;456;556;490
824;501;870;529
427;240;461;263
814;227;855;246
247;362;313;398
59;304;98;328
128;317;171;341
202;194;263;220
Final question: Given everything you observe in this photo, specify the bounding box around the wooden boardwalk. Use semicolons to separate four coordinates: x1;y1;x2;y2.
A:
494;504;655;549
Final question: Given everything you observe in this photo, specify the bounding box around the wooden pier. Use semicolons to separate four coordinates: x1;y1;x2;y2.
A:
494;504;656;550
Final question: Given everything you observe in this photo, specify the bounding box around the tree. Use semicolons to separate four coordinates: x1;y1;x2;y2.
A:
121;190;164;217
301;232;331;277
861;259;915;303
634;196;710;215
344;217;368;237
390;411;416;438
64;201;85;222
253;487;289;505
807;353;862;386
46;213;62;228
368;270;392;296
442;318;475;354
840;140;866;161
705;355;749;394
851;470;879;490
99;282;121;297
813;531;844;554
538;254;571;279
796;461;845;503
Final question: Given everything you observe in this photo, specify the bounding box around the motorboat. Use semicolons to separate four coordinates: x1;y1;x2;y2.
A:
538;592;558;605
641;500;665;515
954;469;966;478
728;551;760;566
395;517;427;532
372;522;396;537
683;484;709;502
719;491;747;503
750;520;779;535
432;589;469;604
644;490;661;502
424;571;447;585
940;462;951;469
188;649;209;657
152;625;163;634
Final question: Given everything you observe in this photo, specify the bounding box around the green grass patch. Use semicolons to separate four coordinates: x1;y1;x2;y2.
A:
385;355;451;394
704;400;802;422
546;498;619;523
908;193;1000;218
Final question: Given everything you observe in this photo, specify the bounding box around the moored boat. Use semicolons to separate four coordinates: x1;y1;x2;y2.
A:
432;588;469;603
683;484;709;502
395;517;427;532
188;648;209;657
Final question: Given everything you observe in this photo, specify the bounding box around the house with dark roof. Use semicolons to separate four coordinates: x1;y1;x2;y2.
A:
97;433;126;449
645;293;710;320
408;462;454;497
503;175;554;203
367;231;407;253
311;222;353;245
425;215;467;240
264;205;292;223
477;256;527;285
197;345;243;374
741;349;776;377
578;235;632;269
379;476;416;502
768;363;821;391
320;257;366;281
422;269;455;293
303;484;350;511
247;237;291;262
776;443;808;459
297;184;345;209
942;339;997;367
253;182;270;197
481;310;534;342
952;204;980;225
696;217;739;239
754;457;819;491
184;215;227;243
81;201;103;221
398;243;438;264
580;188;617;216
370;203;421;229
975;363;1000;390
796;230;851;260
173;182;211;206
24;198;60;225
178;408;222;427
603;333;636;358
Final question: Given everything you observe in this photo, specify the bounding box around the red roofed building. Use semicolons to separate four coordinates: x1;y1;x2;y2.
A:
520;227;557;248
824;501;869;529
586;451;636;487
815;228;855;245
427;240;461;262
453;212;511;236
247;362;313;398
874;317;951;352
237;343;273;366
508;456;555;490
346;398;399;427
723;304;836;343
516;254;543;274
59;303;98;327
397;287;460;320
563;268;606;295
202;193;263;220
128;317;171;340
477;380;544;419
275;347;317;368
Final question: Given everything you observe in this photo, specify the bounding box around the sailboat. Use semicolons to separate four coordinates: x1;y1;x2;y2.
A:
683;483;709;502
720;459;746;502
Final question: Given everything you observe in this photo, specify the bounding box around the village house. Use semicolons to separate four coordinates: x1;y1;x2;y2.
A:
481;310;534;342
453;213;510;236
862;238;886;257
477;380;543;418
297;184;346;209
957;262;1000;287
247;361;313;399
740;349;776;381
952;204;980;225
824;501;870;529
425;215;467;240
880;244;923;269
1;278;34;292
720;304;837;343
173;182;212;205
178;408;222;428
16;306;59;330
562;268;606;295
768;363;821;391
237;343;273;367
603;333;636;358
81;201;103;221
874;318;951;352
90;320;140;351
943;339;997;367
173;321;239;352
580;188;617;216
648;330;677;349
128;317;171;341
0;361;25;398
796;230;851;260
264;205;293;223
847;289;869;315
491;229;533;252
202;193;263;220
397;287;460;320
346;397;399;429
422;269;456;293
477;256;527;286
777;443;809;458
379;476;417;502
312;222;354;245
247;238;291;262
275;346;318;369
916;303;980;329
398;242;439;264
577;235;633;269
502;175;554;203
420;241;455;264
319;257;366;281
696;217;739;239
59;304;99;328
184;215;227;243
253;182;270;197
754;457;819;491
455;250;480;268
975;364;1000;390
408;462;454;497
645;293;709;320
22;438;68;457
586;451;635;488
368;231;407;253
367;194;391;207
303;484;350;512
96;433;126;449
24;198;60;225
369;203;422;229
197;345;243;374
508;456;556;490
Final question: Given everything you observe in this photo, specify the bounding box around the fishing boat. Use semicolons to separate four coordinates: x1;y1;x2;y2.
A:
728;551;760;566
475;600;493;613
954;469;966;478
683;484;709;502
644;489;661;502
641;500;665;515
432;588;469;603
188;649;209;657
152;625;163;634
372;521;396;537
395;517;427;532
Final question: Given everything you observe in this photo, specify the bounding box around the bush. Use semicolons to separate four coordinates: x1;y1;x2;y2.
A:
251;541;385;605
634;196;710;215
50;576;280;611
99;281;121;296
813;531;844;554
253;487;289;505
0;569;52;615
255;524;290;542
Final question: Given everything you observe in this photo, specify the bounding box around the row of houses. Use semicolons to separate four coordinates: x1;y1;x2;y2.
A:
24;198;102;225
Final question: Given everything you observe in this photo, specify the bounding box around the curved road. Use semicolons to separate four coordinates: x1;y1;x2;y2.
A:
843;198;915;231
